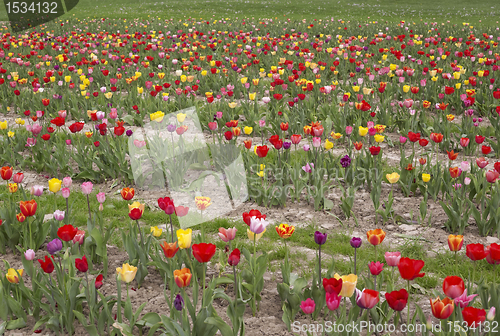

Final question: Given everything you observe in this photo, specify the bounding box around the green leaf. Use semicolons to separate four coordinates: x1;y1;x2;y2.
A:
204;316;233;336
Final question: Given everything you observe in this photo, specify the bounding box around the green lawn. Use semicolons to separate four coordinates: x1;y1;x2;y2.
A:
0;0;499;24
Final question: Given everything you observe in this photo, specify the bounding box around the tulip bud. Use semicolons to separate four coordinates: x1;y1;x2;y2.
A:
53;210;65;221
488;307;496;321
13;172;24;183
174;294;184;311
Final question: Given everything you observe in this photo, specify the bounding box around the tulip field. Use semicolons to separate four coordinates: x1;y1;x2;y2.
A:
4;0;500;335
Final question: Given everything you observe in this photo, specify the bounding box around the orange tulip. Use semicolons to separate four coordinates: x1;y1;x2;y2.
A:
160;241;179;258
447;150;458;161
367;229;386;246
121;187;135;200
448;235;464;252
174;268;192;288
430;297;454;319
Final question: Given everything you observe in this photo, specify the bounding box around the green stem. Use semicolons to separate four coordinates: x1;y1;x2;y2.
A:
117;276;122;323
201;263;206;308
407;280;410;326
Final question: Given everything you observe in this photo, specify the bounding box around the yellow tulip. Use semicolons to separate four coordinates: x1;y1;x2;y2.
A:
7;131;14;138
176;229;192;249
363;87;372;95
150;111;165;123
116;263;137;283
422;174;431;182
331;132;342;140
455;83;462;90
177;113;187;123
104;93;113;99
201;70;208;76
64;75;71;83
48;178;62;193
228;102;237;109
334;273;357;297
241;77;248;84
374;134;385;143
247;228;265;242
386;172;400;184
358;126;368;137
324;139;334;150
6;268;23;284
137;87;144;94
464;80;469;85
256;171;264;177
252;79;259;86
15;118;24;125
403;85;410;93
244;126;253;135
150;226;162;237
249;92;256;100
389;64;397;71
0;121;7;130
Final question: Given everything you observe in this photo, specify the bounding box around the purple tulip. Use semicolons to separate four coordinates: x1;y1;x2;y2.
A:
47;238;63;254
350;237;362;248
314;231;327;245
174;294;184;311
340;155;352;168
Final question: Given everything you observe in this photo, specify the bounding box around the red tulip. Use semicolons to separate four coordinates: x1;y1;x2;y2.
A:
475;135;485;144
369;146;381;156
228;248;241;266
418;139;429;147
158;197;175;215
495;162;500;174
466;243;488;261
224;131;233;140
476;157;488;169
408;132;420;143
256;145;269;158
482;146;492;155
57;224;78;242
442;276;465;299
192;243;217;263
121;187;135;200
75;255;88;273
430;133;443;143
20;200;37;217
398;257;425;280
462;307;486;327
38;255;54;274
244;140;252;149
444;86;455;95
356;289;379;309
460;137;470;147
385;289;408;311
291;134;302;144
488;243;500;262
95;274;104;289
323;278;342;295
0;166;13;180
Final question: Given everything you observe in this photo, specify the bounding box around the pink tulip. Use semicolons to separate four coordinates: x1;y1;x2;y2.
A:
13;172;24;183
53;210;65;221
63;177;72;187
31;185;43;196
81;182;93;195
345;126;353;135
326;292;341;311
73;230;85;245
384;252;401;267
61;187;71;199
454;289;478;308
399;136;407;144
300;298;315;315
24;249;35;261
368;261;384;275
96;192;106;204
218;227;237;242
